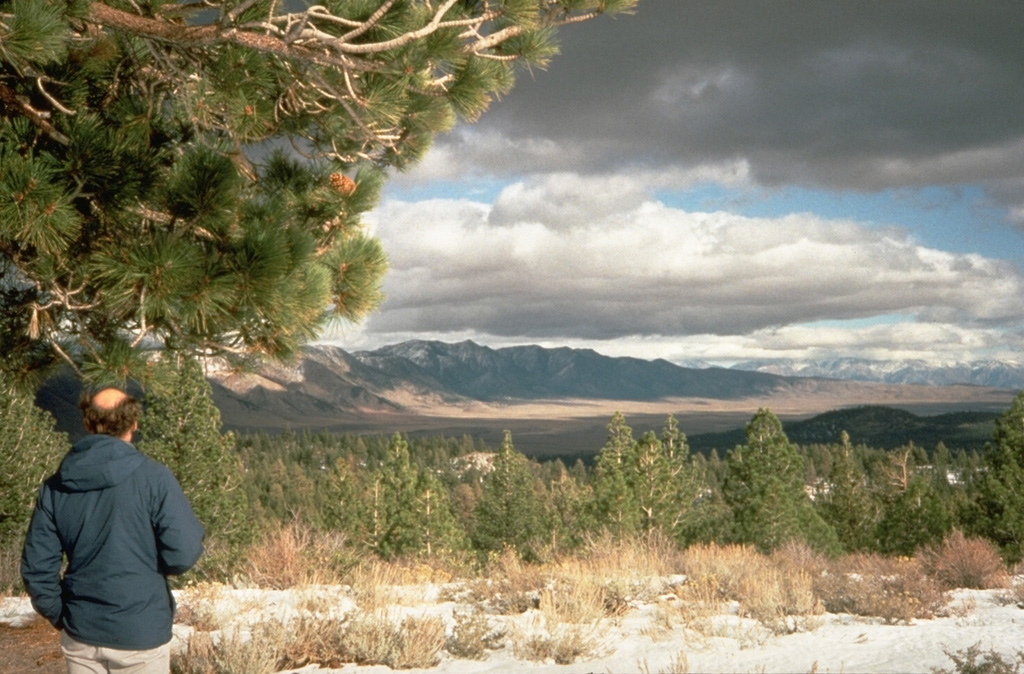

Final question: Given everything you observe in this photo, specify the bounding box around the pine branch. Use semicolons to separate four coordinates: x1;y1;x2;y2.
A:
86;2;347;68
0;81;70;144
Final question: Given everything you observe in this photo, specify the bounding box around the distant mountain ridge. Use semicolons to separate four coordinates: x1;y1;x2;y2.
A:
730;358;1024;389
354;340;794;401
36;340;1019;452
203;340;1019;424
688;405;1001;453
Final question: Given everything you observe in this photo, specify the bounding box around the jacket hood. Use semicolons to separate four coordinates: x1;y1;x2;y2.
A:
57;435;147;492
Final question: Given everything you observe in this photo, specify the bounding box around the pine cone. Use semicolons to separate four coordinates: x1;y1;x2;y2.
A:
329;173;356;196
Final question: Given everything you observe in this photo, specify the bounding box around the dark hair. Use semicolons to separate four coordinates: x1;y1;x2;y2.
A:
79;390;141;437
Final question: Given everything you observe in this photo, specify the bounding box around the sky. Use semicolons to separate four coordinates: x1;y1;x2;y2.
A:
323;0;1024;367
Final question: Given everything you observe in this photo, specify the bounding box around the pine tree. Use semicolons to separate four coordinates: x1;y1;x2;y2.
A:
723;409;839;554
318;454;367;536
545;461;594;554
817;431;877;553
591;411;640;540
633;430;670;535
136;355;251;549
365;433;463;558
874;475;950;557
0;374;67;547
631;420;703;542
368;433;420;557
415;468;466;558
470;430;547;561
0;0;638;384
657;414;704;543
972;391;1024;563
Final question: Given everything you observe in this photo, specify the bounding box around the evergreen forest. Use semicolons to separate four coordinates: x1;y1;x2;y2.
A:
4;360;1024;585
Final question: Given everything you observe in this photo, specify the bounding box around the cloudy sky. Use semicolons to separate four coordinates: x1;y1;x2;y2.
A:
325;0;1024;366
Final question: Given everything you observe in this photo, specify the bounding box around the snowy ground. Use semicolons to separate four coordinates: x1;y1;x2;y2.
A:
4;581;1023;674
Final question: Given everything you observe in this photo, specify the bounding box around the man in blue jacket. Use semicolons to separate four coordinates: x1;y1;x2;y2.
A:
21;387;204;673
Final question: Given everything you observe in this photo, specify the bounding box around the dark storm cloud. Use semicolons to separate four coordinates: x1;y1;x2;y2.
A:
424;0;1024;194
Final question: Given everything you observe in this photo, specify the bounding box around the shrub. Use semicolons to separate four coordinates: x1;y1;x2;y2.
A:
446;608;499;659
270;615;346;669
171;628;279;674
510;612;607;665
0;378;67;552
679;542;765;601
920;530;1010;590
677;542;823;634
816;553;946;624
0;544;22;595
932;643;1024;674
341;611;446;669
243;522;354;589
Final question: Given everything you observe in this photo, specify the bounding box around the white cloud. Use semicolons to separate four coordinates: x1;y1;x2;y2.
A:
356;175;1024;363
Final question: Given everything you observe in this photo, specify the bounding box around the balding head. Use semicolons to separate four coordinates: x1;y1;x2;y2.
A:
80;388;141;440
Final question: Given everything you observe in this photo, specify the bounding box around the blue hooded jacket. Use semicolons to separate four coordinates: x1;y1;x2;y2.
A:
21;434;204;650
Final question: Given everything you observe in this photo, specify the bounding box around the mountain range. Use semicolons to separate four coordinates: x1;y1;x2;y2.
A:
37;340;1020;453
730;358;1024;389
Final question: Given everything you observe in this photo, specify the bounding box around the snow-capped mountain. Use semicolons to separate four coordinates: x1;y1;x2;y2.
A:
729;358;1024;389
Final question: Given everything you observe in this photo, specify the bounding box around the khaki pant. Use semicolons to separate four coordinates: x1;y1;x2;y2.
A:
60;631;170;674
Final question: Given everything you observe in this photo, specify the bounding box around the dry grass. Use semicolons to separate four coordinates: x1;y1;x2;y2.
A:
459;547;546;615
551;533;683;614
340;610;446;669
173;610;445;673
242;523;352;590
679;542;766;600
174;583;231;632
169;533;1013;672
267;615;346;670
344;560;432;610
676;542;823;634
568;532;683;579
920;531;1011;591
171;627;279;674
510;610;608;665
815;553;947;624
446;607;502;659
660;572;726;636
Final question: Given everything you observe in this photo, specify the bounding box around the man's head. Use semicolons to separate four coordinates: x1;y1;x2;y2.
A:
80;388;141;440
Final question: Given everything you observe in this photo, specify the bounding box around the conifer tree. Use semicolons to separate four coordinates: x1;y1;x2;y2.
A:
723;408;839;554
365;432;464;558
868;444;950;556
633;430;671;535
0;374;67;548
657;414;704;542
971;391;1024;562
470;430;547;561
318;454;366;535
875;475;950;557
545;460;594;554
368;433;420;557
0;0;637;384
591;411;640;540
136;355;251;549
415;468;466;557
817;431;877;553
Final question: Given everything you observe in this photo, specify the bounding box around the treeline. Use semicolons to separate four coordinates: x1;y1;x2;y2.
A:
3;357;1024;582
230;396;1024;567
